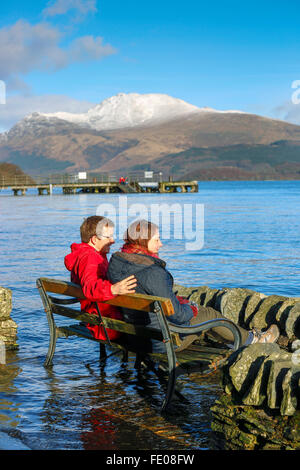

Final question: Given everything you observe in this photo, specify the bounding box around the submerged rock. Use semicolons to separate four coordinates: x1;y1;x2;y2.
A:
211;393;300;450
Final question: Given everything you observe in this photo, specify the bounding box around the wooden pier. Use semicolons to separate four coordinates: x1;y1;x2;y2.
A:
1;175;198;196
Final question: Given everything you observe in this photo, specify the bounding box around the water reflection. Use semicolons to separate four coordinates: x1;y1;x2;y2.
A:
29;349;212;449
0;352;22;430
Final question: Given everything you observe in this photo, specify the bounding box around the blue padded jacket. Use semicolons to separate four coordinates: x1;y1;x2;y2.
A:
107;251;193;353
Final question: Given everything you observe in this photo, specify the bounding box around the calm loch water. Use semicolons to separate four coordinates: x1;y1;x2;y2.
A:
0;180;299;450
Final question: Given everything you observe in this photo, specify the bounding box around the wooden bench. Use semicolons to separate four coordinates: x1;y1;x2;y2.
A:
36;277;242;411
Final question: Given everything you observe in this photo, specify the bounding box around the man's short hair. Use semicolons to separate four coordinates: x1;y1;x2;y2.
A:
80;216;114;243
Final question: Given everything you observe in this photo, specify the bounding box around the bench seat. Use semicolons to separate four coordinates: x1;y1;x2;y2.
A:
36;277;241;411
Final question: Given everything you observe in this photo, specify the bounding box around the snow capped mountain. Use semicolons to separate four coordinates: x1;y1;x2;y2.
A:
6;112;85;139
3;93;247;142
15;93;244;134
37;93;201;131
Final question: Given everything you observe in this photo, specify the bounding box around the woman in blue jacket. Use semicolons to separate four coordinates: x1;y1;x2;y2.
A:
107;219;279;353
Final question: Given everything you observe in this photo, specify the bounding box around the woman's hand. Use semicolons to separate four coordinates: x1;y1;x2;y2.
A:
111;275;137;295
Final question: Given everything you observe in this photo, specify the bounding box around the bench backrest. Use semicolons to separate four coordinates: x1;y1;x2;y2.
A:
36;277;180;346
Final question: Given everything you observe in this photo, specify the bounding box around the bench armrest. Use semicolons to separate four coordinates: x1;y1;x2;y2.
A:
168;318;242;351
48;295;80;305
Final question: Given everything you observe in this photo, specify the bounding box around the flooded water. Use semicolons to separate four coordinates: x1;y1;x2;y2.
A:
0;180;299;450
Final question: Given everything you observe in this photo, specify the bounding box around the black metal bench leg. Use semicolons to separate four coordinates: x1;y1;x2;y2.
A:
153;300;178;412
134;353;142;369
45;322;57;367
99;343;107;361
161;363;177;412
122;350;129;362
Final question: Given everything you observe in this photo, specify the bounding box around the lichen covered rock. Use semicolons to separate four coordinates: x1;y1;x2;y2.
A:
173;283;300;448
286;303;300;340
0;286;18;350
211;393;300;450
220;288;263;326
222;343;300;416
0;287;12;319
174;283;300;341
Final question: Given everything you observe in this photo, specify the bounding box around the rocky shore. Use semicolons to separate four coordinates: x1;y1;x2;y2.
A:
0;287;18;351
174;284;300;449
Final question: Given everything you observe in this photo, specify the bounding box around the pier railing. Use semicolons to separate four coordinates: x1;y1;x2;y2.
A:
0;173;119;187
0;171;167;188
0;172;198;195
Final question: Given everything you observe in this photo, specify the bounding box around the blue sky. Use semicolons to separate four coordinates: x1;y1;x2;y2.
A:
0;0;300;131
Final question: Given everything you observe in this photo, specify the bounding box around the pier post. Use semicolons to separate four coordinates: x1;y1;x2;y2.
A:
6;178;198;196
37;186;51;195
12;188;27;196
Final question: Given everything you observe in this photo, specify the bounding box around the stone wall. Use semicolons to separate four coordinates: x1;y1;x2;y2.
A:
174;284;300;345
174;284;300;449
0;287;18;351
210;393;300;450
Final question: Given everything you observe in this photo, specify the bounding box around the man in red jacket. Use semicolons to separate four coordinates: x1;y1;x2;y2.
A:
64;215;137;340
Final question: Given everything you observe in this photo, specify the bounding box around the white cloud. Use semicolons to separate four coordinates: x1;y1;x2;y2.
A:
69;35;116;61
0;19;116;91
0;2;116;132
43;0;97;18
271;101;300;125
0;93;94;132
0;20;65;81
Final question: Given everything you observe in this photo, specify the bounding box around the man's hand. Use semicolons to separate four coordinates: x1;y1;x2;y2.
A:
111;275;137;295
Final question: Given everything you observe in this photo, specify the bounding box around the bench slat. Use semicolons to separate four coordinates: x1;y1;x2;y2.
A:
104;294;174;317
38;277;174;316
51;304;99;323
39;278;85;299
51;303;165;341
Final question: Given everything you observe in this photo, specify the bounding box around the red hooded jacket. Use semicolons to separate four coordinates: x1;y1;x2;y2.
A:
64;243;123;340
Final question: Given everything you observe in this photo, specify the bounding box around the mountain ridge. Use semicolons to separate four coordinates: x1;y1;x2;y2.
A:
23;92;245;131
1;92;300;179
